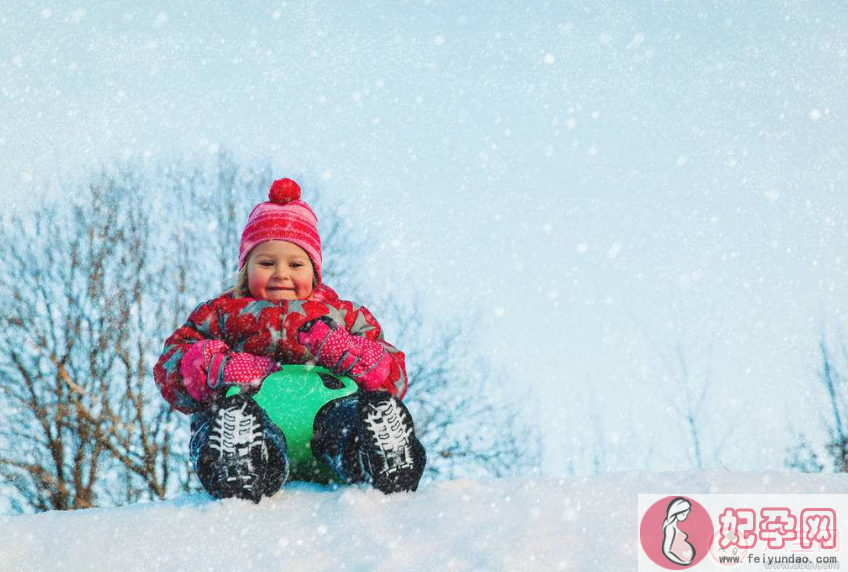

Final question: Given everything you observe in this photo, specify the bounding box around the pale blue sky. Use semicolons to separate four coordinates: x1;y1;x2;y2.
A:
3;0;848;475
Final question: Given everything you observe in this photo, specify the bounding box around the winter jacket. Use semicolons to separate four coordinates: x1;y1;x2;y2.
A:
154;284;407;414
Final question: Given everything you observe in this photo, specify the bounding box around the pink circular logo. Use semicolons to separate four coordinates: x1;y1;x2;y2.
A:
640;496;714;569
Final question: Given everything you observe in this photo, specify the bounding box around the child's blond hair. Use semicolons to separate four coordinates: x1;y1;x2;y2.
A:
228;264;252;298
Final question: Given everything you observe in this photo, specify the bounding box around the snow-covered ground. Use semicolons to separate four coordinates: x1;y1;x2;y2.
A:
3;471;848;572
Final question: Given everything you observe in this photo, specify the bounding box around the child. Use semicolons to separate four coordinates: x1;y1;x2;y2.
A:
154;178;426;502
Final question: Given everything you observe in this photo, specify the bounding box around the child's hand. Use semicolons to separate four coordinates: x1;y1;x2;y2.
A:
208;352;280;391
297;316;392;392
181;340;279;402
296;315;339;353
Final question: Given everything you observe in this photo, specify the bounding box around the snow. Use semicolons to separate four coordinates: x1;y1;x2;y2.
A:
3;471;848;571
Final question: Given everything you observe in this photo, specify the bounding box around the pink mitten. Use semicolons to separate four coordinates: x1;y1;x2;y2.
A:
181;340;279;403
297;316;392;392
208;352;279;390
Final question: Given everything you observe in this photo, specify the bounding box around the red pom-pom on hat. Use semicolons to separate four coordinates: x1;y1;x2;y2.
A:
269;178;301;204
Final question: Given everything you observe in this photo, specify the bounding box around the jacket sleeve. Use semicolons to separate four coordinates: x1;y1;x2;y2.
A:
153;299;227;414
343;304;408;400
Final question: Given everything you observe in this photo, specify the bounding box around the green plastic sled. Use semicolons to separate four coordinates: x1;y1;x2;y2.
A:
227;364;358;483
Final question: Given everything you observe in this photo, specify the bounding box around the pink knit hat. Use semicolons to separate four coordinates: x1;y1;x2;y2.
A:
238;178;322;284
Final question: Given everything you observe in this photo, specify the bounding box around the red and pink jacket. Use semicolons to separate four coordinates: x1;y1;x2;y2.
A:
154;284;407;414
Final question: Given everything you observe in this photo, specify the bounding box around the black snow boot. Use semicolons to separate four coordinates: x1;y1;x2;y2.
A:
193;394;289;503
312;395;368;484
356;391;426;494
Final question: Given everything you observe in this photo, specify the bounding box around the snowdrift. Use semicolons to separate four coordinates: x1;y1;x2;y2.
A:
3;471;848;572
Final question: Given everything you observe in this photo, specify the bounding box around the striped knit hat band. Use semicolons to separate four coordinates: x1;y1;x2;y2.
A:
238;178;323;284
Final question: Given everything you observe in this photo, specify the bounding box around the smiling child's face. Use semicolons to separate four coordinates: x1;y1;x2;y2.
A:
246;240;315;301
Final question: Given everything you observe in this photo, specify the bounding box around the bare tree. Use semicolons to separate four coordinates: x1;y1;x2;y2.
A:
642;329;725;471
669;342;707;470
0;168;186;511
786;334;848;473
587;379;609;476
785;432;825;474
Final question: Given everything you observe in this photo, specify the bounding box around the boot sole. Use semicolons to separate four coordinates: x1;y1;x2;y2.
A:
202;395;268;502
358;394;425;494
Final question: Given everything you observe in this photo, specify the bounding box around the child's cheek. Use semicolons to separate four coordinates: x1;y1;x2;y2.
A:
297;284;313;300
247;274;263;299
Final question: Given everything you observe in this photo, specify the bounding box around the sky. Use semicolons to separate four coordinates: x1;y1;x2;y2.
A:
2;0;848;476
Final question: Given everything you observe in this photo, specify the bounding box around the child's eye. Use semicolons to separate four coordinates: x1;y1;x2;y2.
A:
260;261;274;267
291;263;303;268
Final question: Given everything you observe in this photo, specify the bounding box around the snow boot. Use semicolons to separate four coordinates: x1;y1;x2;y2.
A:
192;394;289;502
312;392;426;493
357;391;426;494
312;394;368;484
